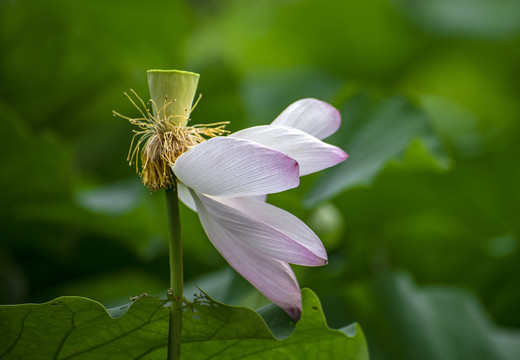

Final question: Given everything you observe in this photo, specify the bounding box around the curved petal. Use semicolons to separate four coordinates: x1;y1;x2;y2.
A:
218;196;328;262
271;98;341;140
231;125;348;176
191;190;302;320
177;181;196;211
250;194;267;202
173;136;299;197
194;191;326;266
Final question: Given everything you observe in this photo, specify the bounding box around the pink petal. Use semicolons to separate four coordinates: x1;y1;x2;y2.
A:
173;137;299;197
231;125;348;176
271;98;341;140
194;192;327;266
191;190;302;320
218;196;328;262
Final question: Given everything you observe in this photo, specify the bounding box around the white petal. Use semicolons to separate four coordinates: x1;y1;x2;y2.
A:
232;125;348;176
194;192;326;266
177;181;196;211
272;98;341;140
173;137;299;197
220;196;328;262
250;194;267;202
191;191;302;320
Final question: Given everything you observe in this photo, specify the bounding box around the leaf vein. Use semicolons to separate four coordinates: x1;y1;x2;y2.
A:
0;309;33;358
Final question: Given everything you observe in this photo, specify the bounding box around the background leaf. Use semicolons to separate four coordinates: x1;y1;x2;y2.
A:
345;272;520;360
304;93;449;206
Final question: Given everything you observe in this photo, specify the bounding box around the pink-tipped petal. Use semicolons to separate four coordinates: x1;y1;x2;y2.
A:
218;196;328;263
191;190;302;320
194;192;327;266
271;98;341;140
232;125;348;176
173;137;299;197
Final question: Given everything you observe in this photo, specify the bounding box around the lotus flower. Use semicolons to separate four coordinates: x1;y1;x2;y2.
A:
172;99;347;320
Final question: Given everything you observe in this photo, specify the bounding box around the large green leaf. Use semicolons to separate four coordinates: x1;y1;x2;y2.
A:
0;289;368;359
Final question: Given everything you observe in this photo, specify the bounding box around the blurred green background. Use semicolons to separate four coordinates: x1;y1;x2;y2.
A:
1;0;520;359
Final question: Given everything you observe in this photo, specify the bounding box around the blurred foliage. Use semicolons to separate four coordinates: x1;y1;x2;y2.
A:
1;0;520;359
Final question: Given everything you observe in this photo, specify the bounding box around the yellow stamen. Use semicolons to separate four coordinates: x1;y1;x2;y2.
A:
114;90;229;191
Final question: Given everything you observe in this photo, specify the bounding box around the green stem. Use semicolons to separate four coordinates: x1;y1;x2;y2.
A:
165;180;183;360
147;69;199;359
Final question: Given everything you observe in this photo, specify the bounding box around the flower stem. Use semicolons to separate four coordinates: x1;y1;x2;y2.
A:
165;180;183;360
147;69;200;359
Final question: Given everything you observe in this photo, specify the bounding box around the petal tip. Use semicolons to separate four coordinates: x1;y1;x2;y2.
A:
322;146;348;170
340;149;349;162
288;307;301;322
312;256;328;266
308;98;342;136
272;98;342;140
327;105;342;138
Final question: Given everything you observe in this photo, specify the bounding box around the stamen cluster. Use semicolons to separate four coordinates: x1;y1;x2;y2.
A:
114;90;228;191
